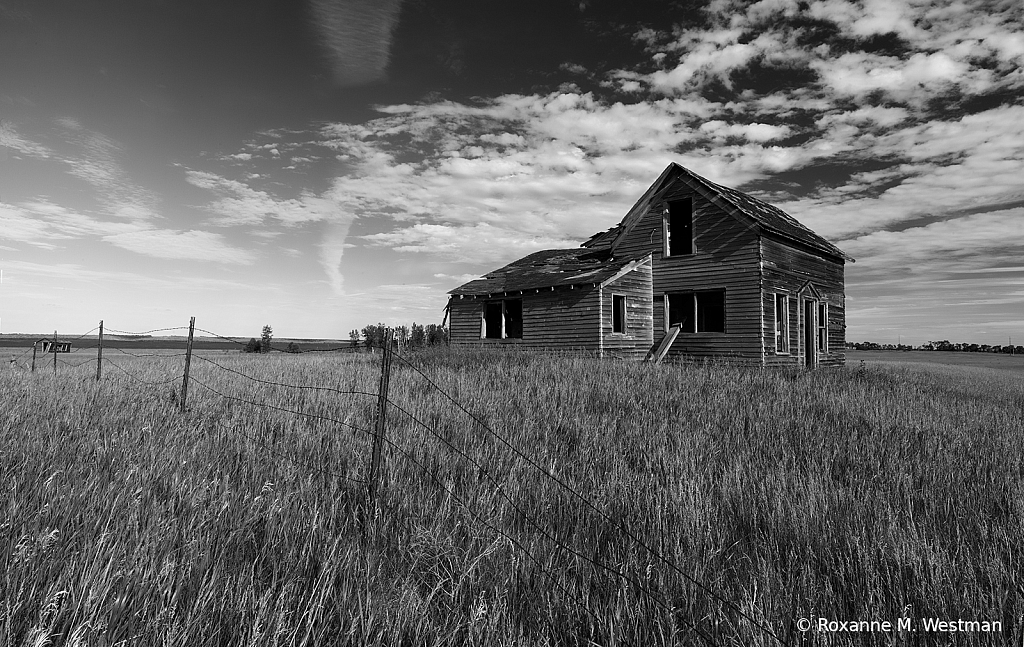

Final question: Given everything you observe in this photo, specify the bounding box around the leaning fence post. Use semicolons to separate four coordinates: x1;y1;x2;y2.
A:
96;320;104;381
181;317;195;413
368;327;393;506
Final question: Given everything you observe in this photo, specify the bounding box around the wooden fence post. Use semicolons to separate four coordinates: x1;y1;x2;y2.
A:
52;330;57;376
181;317;195;413
96;320;103;382
368;327;393;506
31;341;36;372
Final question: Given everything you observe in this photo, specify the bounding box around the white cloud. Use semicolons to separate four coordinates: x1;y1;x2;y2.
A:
319;220;353;295
185;170;334;226
362;222;577;264
699;121;792;142
811;51;981;104
0;198;255;264
0;122;52;158
103;229;256;264
782;104;1024;240
55;119;161;222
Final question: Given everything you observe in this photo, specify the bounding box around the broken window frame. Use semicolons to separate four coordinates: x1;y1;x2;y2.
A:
480;298;523;340
663;197;695;257
665;290;726;334
612;294;627;334
775;293;790;354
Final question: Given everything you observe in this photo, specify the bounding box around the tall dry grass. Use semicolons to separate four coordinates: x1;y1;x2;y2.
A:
1;348;1021;646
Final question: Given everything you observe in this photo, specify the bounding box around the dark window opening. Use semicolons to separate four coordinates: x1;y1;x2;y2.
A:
775;294;789;353
612;295;626;334
668;291;726;333
667;293;694;332
482;299;523;339
696;291;725;332
666;198;694;256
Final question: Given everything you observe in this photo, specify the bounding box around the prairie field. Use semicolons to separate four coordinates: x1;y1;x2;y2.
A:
2;348;1022;646
847;349;1024;373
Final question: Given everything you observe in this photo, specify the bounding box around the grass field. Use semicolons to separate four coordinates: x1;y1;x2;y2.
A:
848;349;1024;373
2;348;1022;646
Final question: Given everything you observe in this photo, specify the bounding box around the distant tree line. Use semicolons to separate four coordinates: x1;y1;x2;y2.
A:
241;324;305;354
846;340;1022;354
351;323;449;350
239;322;448;354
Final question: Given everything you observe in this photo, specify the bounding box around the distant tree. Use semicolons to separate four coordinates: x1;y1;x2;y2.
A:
244;338;260;353
854;341;881;350
361;323;386;350
261;325;274;353
425;324;448;346
410;322;426;348
395;325;409;350
349;329;361;348
286;341;301;354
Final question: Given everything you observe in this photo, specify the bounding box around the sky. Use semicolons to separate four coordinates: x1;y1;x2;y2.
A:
0;0;1022;345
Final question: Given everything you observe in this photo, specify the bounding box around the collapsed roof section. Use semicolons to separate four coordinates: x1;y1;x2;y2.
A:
449;248;647;296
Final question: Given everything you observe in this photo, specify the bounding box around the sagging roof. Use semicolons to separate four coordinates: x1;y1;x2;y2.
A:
449;248;645;296
585;162;853;262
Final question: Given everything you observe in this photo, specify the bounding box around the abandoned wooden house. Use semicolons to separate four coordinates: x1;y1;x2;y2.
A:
446;162;853;366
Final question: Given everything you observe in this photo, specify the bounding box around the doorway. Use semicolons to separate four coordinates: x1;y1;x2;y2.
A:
804;300;816;368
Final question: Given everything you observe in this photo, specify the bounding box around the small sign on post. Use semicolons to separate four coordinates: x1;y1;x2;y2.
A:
39;341;72;354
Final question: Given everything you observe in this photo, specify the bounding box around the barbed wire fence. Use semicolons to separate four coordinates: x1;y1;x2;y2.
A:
1;318;789;646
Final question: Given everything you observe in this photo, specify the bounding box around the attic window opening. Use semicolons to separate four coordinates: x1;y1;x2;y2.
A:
665;197;694;256
482;299;522;339
667;290;725;333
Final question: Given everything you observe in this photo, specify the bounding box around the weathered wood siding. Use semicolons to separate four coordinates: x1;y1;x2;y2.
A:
616;177;763;361
600;261;654;360
760;236;847;367
448;287;601;351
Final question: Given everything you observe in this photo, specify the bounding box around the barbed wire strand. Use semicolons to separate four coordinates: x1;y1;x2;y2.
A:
205;416;365;485
111;347;188;358
194;354;377;399
383;398;716;645
369;416;648;647
57;357;98;369
193;327;361;354
104;358;183;386
105;326;190;336
189;376;372;438
290;345;363;354
194;373;637;643
64;326;100;342
7;345;35;363
389;349;786;646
